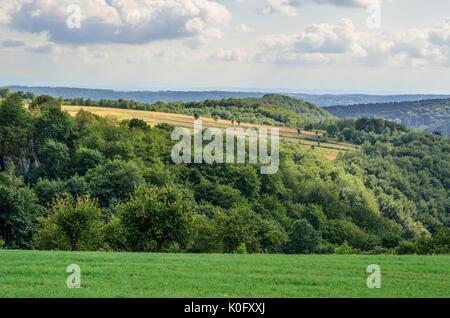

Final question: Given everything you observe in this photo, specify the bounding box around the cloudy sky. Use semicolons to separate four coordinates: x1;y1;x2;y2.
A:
0;0;450;93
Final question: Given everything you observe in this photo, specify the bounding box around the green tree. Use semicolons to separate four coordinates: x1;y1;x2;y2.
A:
299;204;327;231
33;178;65;206
34;195;104;251
285;219;320;254
30;95;61;110
0;185;44;248
0;88;10;98
64;175;90;198
32;108;76;148
86;159;144;207
128;118;149;131
0;94;32;172
190;214;223;253
32;139;70;180
73;147;104;175
215;206;261;253
323;219;372;250
117;185;194;252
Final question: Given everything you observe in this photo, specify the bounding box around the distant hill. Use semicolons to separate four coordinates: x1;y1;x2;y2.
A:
291;94;450;107
5;85;450;107
325;99;450;135
5;86;264;103
64;94;335;128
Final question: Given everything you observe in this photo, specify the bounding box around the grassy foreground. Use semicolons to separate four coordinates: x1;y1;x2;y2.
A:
0;250;448;298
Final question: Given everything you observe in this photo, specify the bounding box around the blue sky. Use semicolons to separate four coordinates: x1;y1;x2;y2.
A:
1;0;450;93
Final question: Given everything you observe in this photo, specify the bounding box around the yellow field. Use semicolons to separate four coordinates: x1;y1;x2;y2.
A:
63;105;357;160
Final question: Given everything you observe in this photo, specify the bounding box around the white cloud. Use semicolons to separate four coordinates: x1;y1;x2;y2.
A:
1;0;231;45
0;0;21;24
260;0;300;17
261;0;383;16
259;19;361;56
257;18;450;67
428;18;450;46
235;23;254;33
294;19;360;54
312;0;382;7
209;48;246;61
1;39;25;47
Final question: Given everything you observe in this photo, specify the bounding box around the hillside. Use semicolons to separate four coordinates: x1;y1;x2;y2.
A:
65;94;336;128
62;105;356;162
5;85;450;107
0;92;449;257
325;99;450;135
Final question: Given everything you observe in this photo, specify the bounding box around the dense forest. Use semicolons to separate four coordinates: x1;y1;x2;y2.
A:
325;99;450;135
0;90;448;255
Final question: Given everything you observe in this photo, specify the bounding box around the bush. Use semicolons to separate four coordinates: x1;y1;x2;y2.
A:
103;217;127;252
334;241;359;255
234;243;248;254
323;219;373;251
415;228;450;255
190;214;223;253
215;206;262;253
396;241;417;255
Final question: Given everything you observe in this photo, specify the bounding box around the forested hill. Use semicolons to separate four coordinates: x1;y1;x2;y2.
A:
65;94;335;128
5;85;450;107
0;92;449;255
325;99;450;135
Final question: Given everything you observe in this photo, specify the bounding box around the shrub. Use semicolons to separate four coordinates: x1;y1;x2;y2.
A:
396;241;417;255
334;241;360;255
190;214;223;253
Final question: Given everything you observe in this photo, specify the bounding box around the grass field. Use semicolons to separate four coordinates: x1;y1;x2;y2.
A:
62;105;357;161
0;250;448;298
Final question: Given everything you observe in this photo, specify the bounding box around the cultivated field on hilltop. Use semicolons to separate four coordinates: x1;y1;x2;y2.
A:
0;250;448;298
62;105;357;160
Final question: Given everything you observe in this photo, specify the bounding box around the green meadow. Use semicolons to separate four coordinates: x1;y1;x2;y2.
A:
0;250;448;298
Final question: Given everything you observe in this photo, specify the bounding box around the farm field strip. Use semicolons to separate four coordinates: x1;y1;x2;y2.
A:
63;105;357;159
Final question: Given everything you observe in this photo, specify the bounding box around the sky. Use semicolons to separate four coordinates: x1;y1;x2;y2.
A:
0;0;450;94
